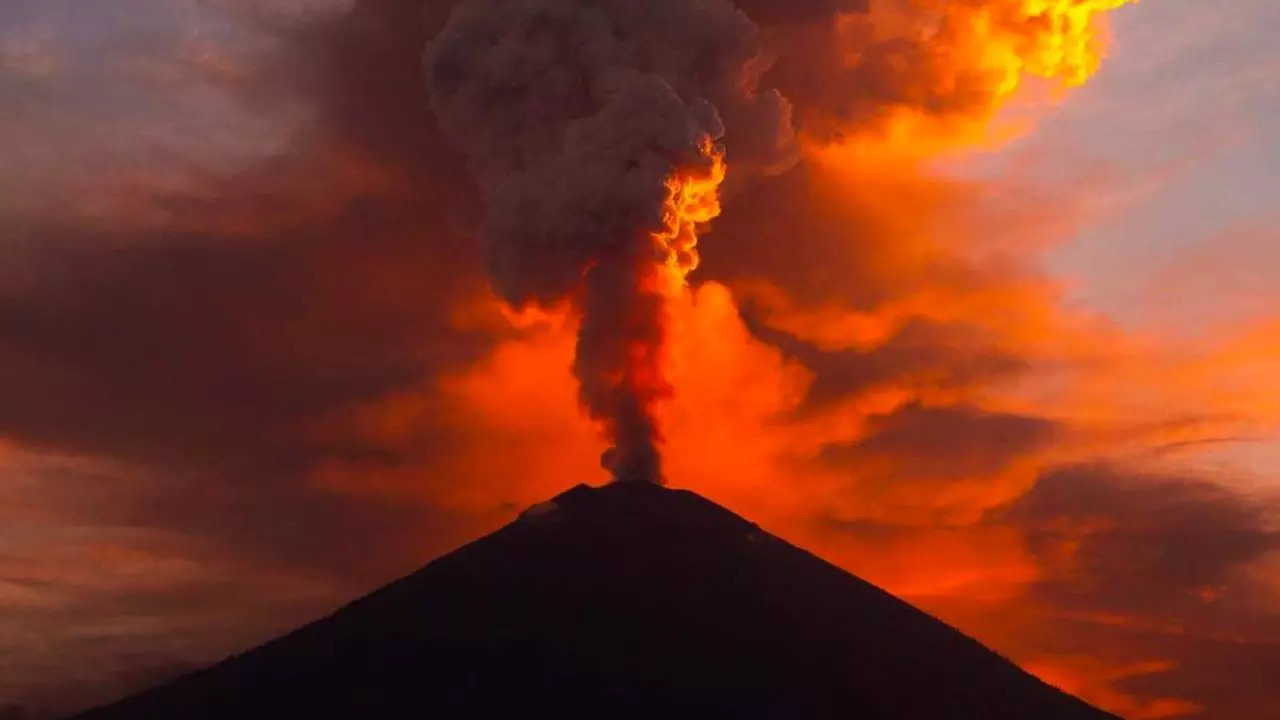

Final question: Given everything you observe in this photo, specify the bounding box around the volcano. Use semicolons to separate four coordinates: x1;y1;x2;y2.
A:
73;482;1116;719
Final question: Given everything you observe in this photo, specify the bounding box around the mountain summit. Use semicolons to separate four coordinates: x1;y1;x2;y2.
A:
74;482;1117;719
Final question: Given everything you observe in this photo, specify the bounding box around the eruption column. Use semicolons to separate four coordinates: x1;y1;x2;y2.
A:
584;139;726;483
425;0;745;483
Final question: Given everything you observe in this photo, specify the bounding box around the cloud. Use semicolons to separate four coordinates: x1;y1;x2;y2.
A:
0;2;505;710
820;403;1056;493
748;0;1137;143
2;2;1277;719
0;0;492;494
1004;464;1280;623
990;464;1280;717
0;450;342;716
743;312;1030;415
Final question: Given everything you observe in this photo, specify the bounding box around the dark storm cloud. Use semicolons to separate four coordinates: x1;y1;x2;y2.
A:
821;403;1057;480
742;310;1028;415
991;463;1280;714
0;5;511;712
1004;465;1280;615
0;0;503;577
954;464;1280;716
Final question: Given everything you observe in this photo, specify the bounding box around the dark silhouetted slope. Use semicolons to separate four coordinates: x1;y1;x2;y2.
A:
73;482;1118;719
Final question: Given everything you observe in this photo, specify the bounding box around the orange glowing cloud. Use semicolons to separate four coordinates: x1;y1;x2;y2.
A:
761;0;1140;152
1026;657;1204;719
6;1;1276;718
309;3;1280;716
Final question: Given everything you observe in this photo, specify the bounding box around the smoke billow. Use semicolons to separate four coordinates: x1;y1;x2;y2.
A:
424;0;794;483
753;0;1137;142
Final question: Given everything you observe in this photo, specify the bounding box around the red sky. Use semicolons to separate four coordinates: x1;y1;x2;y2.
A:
1;1;1278;718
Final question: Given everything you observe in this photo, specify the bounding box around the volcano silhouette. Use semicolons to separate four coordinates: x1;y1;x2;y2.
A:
74;482;1117;719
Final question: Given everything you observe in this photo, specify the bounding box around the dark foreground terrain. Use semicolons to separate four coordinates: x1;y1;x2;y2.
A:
75;482;1117;719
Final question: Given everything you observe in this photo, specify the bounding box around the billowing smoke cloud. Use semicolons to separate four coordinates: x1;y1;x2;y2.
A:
750;0;1135;142
8;1;1279;718
423;0;794;482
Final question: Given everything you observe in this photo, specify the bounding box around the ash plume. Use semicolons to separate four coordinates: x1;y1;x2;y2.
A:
424;0;794;483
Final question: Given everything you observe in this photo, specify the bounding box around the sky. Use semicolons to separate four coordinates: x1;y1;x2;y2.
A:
1;1;1278;718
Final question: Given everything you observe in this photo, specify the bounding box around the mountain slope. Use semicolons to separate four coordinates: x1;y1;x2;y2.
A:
74;482;1118;719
